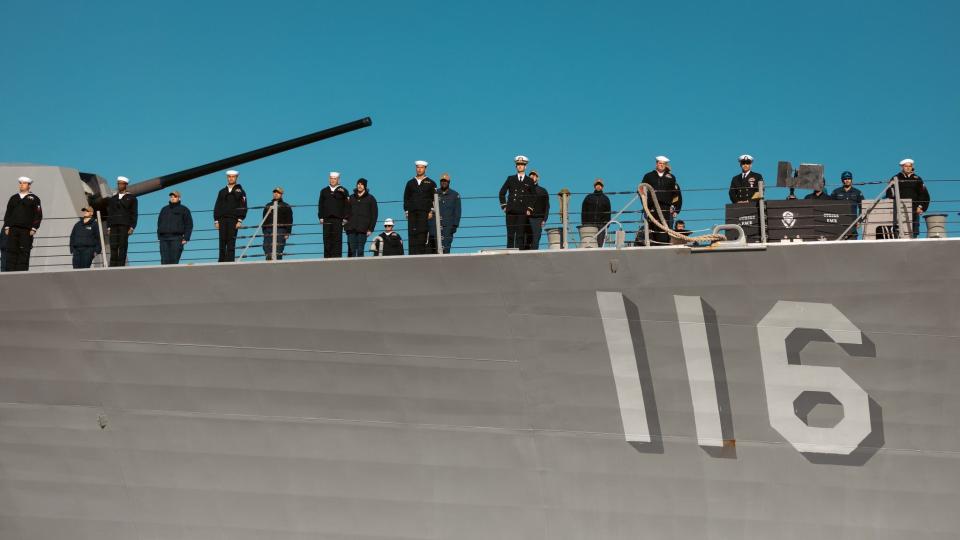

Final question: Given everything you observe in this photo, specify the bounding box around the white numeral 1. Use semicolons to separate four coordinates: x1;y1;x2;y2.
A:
597;291;650;442
674;295;725;447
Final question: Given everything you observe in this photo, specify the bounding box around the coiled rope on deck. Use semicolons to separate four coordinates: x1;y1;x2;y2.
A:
637;183;727;245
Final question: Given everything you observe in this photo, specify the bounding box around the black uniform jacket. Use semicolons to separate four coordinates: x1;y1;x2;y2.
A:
346;191;379;233
641;170;683;213
729;171;763;203
262;199;294;231
886;172;930;212
581;191;611;225
499;175;533;214
106;193;138;229
318;184;350;220
531;184;550;219
804;191;832;200
157;202;194;240
403;177;437;212
70;218;102;252
376;231;404;256
3;192;43;230
214;185;248;222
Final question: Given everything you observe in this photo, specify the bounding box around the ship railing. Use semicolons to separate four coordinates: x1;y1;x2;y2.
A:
15;179;960;269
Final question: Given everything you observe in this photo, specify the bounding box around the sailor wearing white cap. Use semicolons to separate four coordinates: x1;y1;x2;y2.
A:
729;154;764;203
319;171;350;258
371;218;404;256
499;154;535;249
105;176;138;267
641;156;683;245
403;160;436;255
887;158;930;238
2;176;43;271
213;168;247;262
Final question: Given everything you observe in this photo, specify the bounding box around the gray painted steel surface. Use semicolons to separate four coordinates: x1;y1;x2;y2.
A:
1;242;958;539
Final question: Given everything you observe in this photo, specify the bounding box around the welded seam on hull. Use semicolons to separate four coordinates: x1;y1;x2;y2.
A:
81;339;518;364
1;402;957;459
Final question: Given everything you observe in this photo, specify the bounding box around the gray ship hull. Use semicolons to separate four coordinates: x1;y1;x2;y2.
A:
1;240;958;539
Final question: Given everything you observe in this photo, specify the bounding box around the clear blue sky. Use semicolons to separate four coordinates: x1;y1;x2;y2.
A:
2;0;958;259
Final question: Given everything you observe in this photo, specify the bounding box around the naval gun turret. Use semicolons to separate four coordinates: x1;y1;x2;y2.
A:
88;116;372;209
0;116;372;271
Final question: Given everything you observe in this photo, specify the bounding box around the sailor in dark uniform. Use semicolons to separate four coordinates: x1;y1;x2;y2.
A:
498;155;534;249
886;158;930;238
318;171;350;258
527;170;550;250
213;169;247;262
803;182;832;200
402;160;436;255
2;176;43;271
371;218;404;256
641;156;683;246
106;176;137;267
831;171;864;239
729;154;763;203
69;206;102;269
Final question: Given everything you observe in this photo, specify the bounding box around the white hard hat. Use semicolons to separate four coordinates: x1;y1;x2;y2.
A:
899;158;914;166
384;218;395;226
226;170;239;176
17;176;32;184
117;176;129;184
514;155;529;164
655;155;670;163
414;160;428;167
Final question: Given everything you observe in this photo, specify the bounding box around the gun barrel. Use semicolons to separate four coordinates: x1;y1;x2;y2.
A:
126;117;372;197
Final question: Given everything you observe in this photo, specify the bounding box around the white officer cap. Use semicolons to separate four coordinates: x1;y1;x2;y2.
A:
117;176;129;184
738;154;754;162
514;155;529;164
226;170;239;176
899;158;914;166
414;160;428;167
655;155;670;163
329;171;340;178
17;176;32;184
384;218;394;226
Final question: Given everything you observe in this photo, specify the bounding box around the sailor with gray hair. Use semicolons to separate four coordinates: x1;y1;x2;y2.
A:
2;176;43;271
106;176;137;267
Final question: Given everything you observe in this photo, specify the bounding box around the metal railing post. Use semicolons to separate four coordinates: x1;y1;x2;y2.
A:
559;189;570;249
271;201;279;261
433;193;443;255
758;180;767;244
893;177;905;238
96;210;109;268
238;208;271;261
